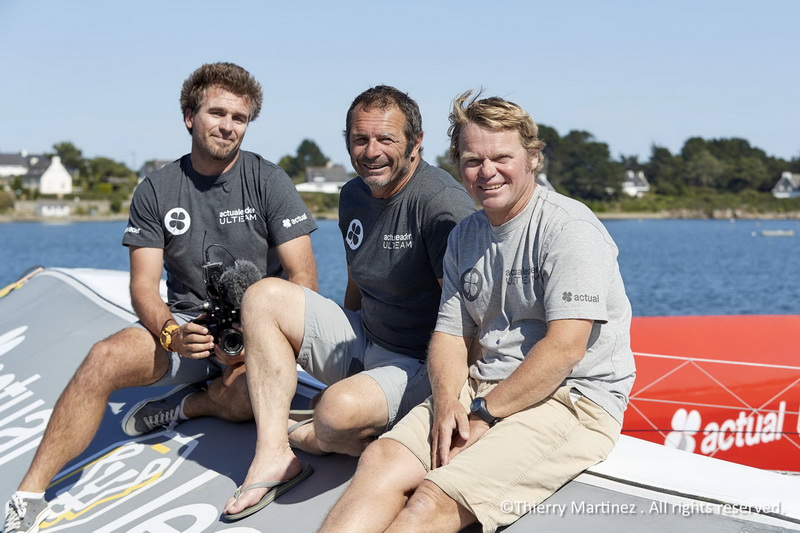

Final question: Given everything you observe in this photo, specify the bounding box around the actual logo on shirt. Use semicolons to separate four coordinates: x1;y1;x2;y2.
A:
283;213;308;229
164;208;190;236
460;268;483;302
562;291;600;303
346;219;364;250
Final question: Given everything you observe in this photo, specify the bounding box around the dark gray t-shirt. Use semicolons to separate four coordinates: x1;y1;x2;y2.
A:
123;151;317;306
338;160;476;359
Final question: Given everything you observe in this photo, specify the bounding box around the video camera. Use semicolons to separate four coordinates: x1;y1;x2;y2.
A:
193;258;261;357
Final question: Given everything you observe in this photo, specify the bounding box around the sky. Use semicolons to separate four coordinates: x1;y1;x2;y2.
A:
1;0;798;172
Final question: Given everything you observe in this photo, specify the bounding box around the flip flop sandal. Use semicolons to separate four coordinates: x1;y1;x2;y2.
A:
223;462;314;521
288;408;314;435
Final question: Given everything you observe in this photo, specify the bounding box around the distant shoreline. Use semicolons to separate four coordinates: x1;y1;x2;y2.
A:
2;209;800;223
0;214;130;223
596;210;800;220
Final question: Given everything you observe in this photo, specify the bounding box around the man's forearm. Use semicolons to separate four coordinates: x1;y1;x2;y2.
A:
131;289;174;337
286;269;318;292
427;332;470;402
483;320;591;418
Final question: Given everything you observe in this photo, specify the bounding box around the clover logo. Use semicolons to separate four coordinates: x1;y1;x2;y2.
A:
164;208;191;236
282;219;292;229
346;219;364;250
562;292;572;303
664;408;702;452
460;268;483;302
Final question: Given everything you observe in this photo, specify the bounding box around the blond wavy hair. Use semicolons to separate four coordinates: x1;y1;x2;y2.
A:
448;90;545;172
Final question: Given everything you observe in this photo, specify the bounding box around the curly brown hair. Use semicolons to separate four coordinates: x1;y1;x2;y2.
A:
180;62;263;127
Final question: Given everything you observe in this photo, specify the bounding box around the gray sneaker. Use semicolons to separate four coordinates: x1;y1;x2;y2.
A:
121;383;205;436
3;494;49;533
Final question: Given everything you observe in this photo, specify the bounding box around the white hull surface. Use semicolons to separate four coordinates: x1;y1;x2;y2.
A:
0;268;797;532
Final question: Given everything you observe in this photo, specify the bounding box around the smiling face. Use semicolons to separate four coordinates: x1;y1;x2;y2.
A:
458;123;538;225
347;105;422;198
184;85;251;175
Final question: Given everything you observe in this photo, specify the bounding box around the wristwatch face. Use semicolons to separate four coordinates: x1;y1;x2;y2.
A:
470;397;497;426
470;398;482;413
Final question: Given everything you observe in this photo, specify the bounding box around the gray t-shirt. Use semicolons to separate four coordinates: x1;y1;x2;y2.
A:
123;151;317;306
436;186;635;423
338;160;476;359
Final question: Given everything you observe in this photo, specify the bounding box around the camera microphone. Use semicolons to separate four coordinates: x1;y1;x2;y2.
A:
192;257;262;357
218;259;263;307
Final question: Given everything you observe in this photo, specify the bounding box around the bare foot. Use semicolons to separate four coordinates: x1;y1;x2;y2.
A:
287;418;329;455
224;447;302;516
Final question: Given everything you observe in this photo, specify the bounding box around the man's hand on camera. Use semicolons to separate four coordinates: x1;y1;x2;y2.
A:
173;321;215;359
211;321;245;365
213;344;245;366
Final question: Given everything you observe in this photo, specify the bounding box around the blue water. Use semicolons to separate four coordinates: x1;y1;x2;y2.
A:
2;218;799;316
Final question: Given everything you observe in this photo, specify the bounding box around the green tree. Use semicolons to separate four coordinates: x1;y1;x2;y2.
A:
278;155;300;178
537;124;561;186
295;139;329;170
680;137;710;161
684;149;725;189
726;156;769;193
279;139;329;179
645;145;685;195
707;138;765;162
87;157;131;180
52;141;88;179
436;150;460;182
790;156;800;174
619;154;643;173
553;131;623;200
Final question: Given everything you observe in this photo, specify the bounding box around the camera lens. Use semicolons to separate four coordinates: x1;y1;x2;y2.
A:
218;328;244;356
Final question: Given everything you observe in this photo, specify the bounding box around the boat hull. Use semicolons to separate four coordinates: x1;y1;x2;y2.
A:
0;268;797;531
626;315;800;471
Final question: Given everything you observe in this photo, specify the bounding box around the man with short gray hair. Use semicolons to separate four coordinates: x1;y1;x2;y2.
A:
318;91;635;533
223;85;476;520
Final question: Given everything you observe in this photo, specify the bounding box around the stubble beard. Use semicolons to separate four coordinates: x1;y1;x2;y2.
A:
206;141;239;162
361;160;411;192
197;131;241;163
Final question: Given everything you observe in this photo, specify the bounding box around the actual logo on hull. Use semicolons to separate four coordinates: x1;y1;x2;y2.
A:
665;404;787;455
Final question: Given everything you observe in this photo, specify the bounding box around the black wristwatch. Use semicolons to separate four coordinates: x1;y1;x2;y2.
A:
470;397;501;427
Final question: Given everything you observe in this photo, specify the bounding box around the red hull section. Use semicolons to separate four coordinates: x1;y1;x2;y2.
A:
626;315;800;472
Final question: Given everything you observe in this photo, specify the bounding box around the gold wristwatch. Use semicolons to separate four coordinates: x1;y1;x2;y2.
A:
159;321;180;352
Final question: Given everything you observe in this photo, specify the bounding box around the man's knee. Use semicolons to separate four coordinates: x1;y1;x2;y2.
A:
80;328;164;388
402;480;458;523
355;438;424;493
240;278;306;352
241;277;293;319
313;385;382;444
